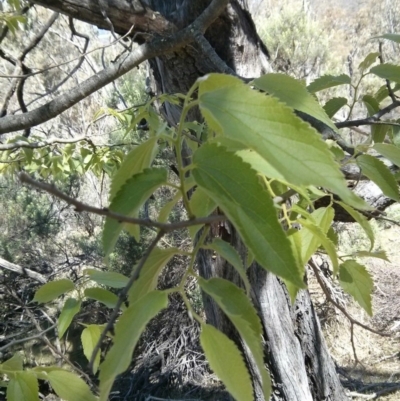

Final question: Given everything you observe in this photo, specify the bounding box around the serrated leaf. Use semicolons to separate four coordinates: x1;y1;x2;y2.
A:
254;73;337;131
199;278;271;400
370;64;400;85
109;138;158;201
81;325;102;374
357;154;399;201
359;52;380;71
33;279;74;303
47;370;97;401
374;34;400;44
307;74;351;93
298;207;334;266
7;372;39;401
188;187;217;239
323;97;348;118
204;238;251;294
103;168;167;255
0;354;23;372
354;250;389;261
198;74;367;210
374;143;400;167
85;269;129;288
99;291;168;401
84;288;119;309
336;201;375;250
158;191;181;223
128;248;177;305
58;298;81;339
298;218;338;273
339;260;373;316
362;95;389;142
192;144;304;288
200;323;253;401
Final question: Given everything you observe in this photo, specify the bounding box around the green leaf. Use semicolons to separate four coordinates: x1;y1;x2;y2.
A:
99;291;168;401
81;325;102;374
85;269;129;288
188;187;217;239
84;288;119;309
192;144;304;288
298;218;339;273
254;73;337;131
336;201;375;250
47;370;97;401
339;260;373;316
33;279;74;303
359;52;380;71
103;168;167;255
323;97;348;118
198;73;367;210
157;191;182;223
298;207;334;266
109;138;158;201
353;250;389;261
128;248;177;305
200;323;253;401
58;298;81;339
7;372;39;401
357;154;399;201
199;278;271;400
204;238;251;294
0;354;23;372
370;64;400;85
374;143;400;167
362;95;390;142
307;74;351;93
374;34;400;44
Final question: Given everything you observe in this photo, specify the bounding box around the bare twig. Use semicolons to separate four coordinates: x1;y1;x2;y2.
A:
88;230;165;371
19;173;226;231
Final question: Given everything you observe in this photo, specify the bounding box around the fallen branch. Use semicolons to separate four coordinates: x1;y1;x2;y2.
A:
0;256;47;283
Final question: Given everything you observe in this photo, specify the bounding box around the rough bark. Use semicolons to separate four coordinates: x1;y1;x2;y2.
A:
19;1;350;400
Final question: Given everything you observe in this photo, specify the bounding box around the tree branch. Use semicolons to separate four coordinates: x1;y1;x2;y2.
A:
0;256;47;283
0;0;230;134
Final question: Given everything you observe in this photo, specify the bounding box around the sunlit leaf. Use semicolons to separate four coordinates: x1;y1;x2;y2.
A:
336;201;375;250
323;97;348;118
47;370;97;401
33;279;74;303
254;73;337;131
307;74;351;93
7;372;39;401
357;154;399;201
359;52;380;71
128;248;177;305
84;288;119;309
353;250;389;261
370;64;400;85
109;138;158;201
0;354;23;372
373;34;400;44
193;144;304;288
198;73;367;210
99;291;168;401
339;260;373;316
85;269;129;288
103;168;167;255
199;278;271;400
157;191;182;223
204;238;250;294
374;143;400;167
81;325;102;374
58;298;81;339
200;323;253;401
362;95;389;142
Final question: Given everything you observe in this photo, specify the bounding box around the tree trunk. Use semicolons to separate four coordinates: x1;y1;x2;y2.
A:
27;1;349;399
142;2;349;400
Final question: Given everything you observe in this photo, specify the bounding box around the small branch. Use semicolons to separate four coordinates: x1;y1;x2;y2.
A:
88;230;165;371
19;173;226;231
0;136;97;151
0;256;47;283
336;100;400;129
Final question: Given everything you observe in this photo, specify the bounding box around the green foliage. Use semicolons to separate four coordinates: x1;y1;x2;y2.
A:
33;279;75;303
